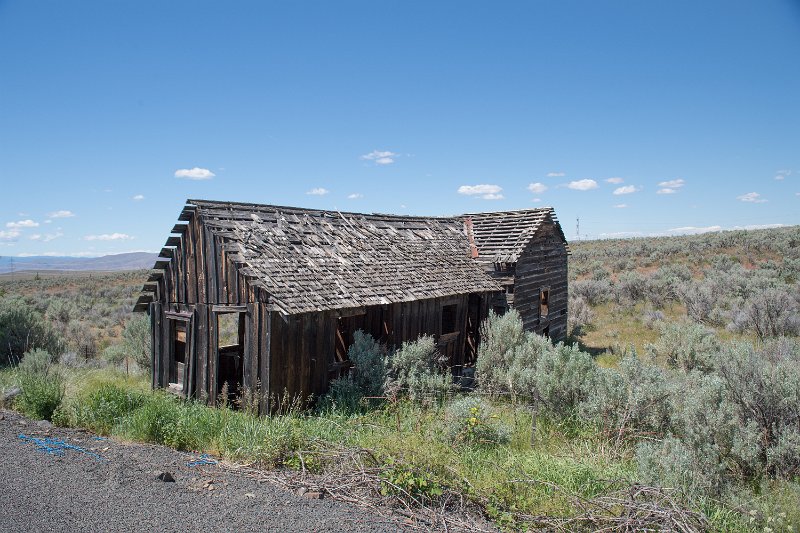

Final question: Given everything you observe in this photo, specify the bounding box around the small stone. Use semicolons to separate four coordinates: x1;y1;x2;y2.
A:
36;420;53;430
1;387;21;403
244;493;255;498
295;487;307;496
302;491;323;500
156;472;175;482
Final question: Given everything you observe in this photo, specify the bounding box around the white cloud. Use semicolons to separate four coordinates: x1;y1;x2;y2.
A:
532;198;541;203
174;167;215;180
546;172;565;177
599;231;644;238
665;225;722;235
657;188;677;195
360;150;398;165
458;184;504;200
613;204;628;208
774;170;791;180
527;182;548;194
306;187;330;196
83;233;134;241
48;210;75;218
605;177;624;184
6;219;39;228
132;194;145;201
0;229;21;241
29;231;63;242
658;178;685;188
737;191;767;203
347;193;363;199
613;185;639;195
731;223;786;230
567;179;598;191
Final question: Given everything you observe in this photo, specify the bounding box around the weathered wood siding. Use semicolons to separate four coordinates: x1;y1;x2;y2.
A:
150;208;268;407
266;292;494;402
514;220;569;341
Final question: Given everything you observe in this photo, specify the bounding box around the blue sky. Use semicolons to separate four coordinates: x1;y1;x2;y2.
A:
1;1;799;256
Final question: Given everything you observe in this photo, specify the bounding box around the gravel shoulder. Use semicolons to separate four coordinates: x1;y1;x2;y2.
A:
0;409;408;532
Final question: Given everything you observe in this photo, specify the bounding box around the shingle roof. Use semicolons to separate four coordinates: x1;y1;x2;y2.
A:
189;199;502;314
465;208;567;263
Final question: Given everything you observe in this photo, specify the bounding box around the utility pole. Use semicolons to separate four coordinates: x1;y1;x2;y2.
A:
576;217;580;241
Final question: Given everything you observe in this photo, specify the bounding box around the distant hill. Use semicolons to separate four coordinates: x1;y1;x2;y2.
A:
0;252;157;274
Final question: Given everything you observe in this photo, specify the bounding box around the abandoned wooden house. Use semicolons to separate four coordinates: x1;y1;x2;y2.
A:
133;199;568;412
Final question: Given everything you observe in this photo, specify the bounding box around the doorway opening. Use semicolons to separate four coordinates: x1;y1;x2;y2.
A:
216;311;245;404
167;318;191;395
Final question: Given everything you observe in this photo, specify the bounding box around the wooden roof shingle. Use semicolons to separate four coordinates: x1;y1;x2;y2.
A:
187;199;502;314
465;208;568;263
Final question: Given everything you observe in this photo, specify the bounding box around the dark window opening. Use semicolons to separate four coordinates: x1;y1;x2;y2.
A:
493;305;507;316
506;284;514;295
539;288;550;317
441;304;458;334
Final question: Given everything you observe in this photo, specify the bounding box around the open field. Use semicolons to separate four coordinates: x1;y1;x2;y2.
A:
1;226;799;531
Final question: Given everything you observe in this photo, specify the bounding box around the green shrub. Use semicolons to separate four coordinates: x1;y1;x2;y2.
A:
325;375;364;412
118;393;182;445
646;321;720;372
0;298;63;365
476;309;526;395
729;288;800;339
477;311;595;415
567;295;594;336
71;382;147;434
444;396;510;445
715;339;800;479
532;343;595;417
218;413;304;465
680;281;716;324
325;331;387;411
15;349;65;420
385;335;452;403
615;271;646;305
120;314;152;371
347;330;387;396
582;355;674;440
640;339;800;500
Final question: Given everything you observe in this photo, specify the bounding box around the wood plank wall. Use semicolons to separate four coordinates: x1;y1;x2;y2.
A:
514;221;569;342
267;292;495;402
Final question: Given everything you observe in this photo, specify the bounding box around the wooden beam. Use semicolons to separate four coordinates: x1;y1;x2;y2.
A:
165;236;181;246
211;304;248;313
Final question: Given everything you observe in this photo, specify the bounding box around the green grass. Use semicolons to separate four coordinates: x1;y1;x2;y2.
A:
44;367;636;523
7;365;798;530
